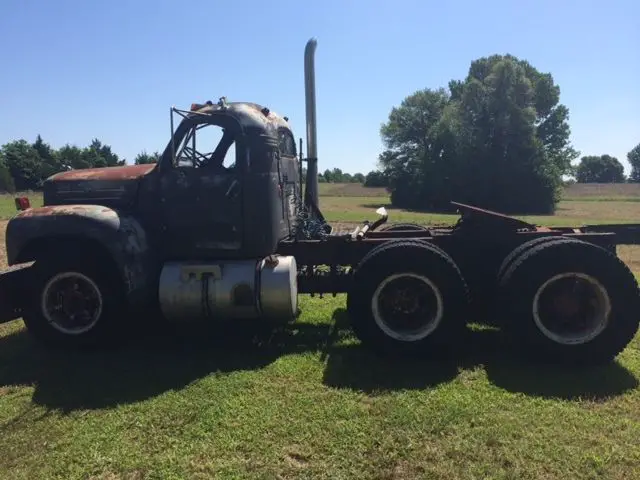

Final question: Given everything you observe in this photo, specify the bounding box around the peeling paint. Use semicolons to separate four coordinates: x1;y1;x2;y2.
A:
16;204;120;224
49;163;156;181
118;216;150;296
187;101;290;132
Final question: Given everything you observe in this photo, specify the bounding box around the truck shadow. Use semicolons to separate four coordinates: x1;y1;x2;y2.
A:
0;319;337;413
0;308;636;413
323;310;639;401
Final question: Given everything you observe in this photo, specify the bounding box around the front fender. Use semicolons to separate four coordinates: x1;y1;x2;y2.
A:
6;204;152;304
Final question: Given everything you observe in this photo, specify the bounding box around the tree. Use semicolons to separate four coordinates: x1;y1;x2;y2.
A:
134;150;161;164
576;155;625;183
628;143;640;183
32;135;64;180
0;151;15;193
352;172;365;183
84;138;125;168
378;54;578;214
1;140;43;190
58;144;91;170
364;170;388;187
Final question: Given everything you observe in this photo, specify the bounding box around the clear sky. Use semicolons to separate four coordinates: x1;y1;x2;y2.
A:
1;0;638;175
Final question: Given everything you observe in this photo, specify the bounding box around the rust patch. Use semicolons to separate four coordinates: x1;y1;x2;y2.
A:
452;201;536;231
49;163;156;181
16;204;118;220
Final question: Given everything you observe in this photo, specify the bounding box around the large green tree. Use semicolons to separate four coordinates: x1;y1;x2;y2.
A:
576;155;626;183
379;54;578;214
628;143;640;183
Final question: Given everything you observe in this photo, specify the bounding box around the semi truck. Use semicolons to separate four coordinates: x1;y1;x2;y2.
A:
1;39;639;365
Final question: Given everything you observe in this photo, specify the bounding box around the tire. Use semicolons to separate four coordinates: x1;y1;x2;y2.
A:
379;223;427;232
347;240;470;356
497;238;640;365
496;236;569;282
22;250;128;349
488;236;576;327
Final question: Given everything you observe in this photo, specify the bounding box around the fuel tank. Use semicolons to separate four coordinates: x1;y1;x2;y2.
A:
158;255;298;322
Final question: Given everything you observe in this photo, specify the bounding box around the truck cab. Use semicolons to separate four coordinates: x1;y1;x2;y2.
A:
2;100;304;345
38;100;303;262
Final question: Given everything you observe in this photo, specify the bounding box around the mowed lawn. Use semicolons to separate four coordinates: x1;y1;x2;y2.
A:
0;185;640;479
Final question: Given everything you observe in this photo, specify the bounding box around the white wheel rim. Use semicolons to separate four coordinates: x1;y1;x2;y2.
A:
41;271;104;335
371;273;444;342
532;272;611;345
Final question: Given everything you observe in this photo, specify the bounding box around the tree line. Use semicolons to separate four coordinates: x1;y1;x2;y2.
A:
574;152;640;184
0;136;127;192
0;136;373;193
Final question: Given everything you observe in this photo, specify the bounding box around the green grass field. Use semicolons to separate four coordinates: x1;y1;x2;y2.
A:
0;184;640;479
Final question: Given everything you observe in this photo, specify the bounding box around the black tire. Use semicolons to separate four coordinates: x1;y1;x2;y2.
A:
379;223;427;232
497;239;640;365
488;236;577;327
496;236;569;282
22;250;128;349
347;240;470;356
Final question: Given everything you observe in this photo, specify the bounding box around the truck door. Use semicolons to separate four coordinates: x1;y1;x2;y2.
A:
158;119;244;258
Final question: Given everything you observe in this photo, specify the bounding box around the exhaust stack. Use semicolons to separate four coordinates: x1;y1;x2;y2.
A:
304;38;319;208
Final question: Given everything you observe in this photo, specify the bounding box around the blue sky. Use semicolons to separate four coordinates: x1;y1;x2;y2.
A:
1;0;638;175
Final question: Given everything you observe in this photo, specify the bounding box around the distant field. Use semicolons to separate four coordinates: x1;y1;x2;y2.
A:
563;182;640;200
318;182;388;197
319;181;640;200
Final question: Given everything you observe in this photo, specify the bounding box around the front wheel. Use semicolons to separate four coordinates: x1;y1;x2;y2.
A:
22;252;127;348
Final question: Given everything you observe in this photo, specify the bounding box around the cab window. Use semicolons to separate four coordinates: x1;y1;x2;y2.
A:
278;128;297;158
174;122;237;171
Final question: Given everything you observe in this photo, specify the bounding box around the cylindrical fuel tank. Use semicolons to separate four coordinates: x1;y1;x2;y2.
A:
158;255;297;323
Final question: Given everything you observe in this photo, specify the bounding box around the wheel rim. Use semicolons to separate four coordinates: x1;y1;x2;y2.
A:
532;272;611;345
41;272;104;335
371;273;444;341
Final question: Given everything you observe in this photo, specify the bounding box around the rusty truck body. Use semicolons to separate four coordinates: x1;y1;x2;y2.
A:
1;39;639;365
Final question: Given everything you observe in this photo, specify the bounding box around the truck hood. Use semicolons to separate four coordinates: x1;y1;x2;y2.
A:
44;164;157;208
49;164;156;181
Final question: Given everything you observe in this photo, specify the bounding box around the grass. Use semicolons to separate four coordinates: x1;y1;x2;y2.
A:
0;183;640;478
1;301;640;479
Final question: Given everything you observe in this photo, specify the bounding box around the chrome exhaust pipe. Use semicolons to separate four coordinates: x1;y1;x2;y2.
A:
304;38;319;208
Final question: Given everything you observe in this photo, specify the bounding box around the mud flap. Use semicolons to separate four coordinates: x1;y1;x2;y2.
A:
0;263;33;324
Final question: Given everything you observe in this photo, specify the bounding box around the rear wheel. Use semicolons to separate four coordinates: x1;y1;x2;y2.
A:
347;240;469;355
22;251;127;348
497;239;640;364
496;236;569;282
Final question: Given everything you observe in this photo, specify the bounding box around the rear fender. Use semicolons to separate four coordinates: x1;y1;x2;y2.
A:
5;205;152;305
